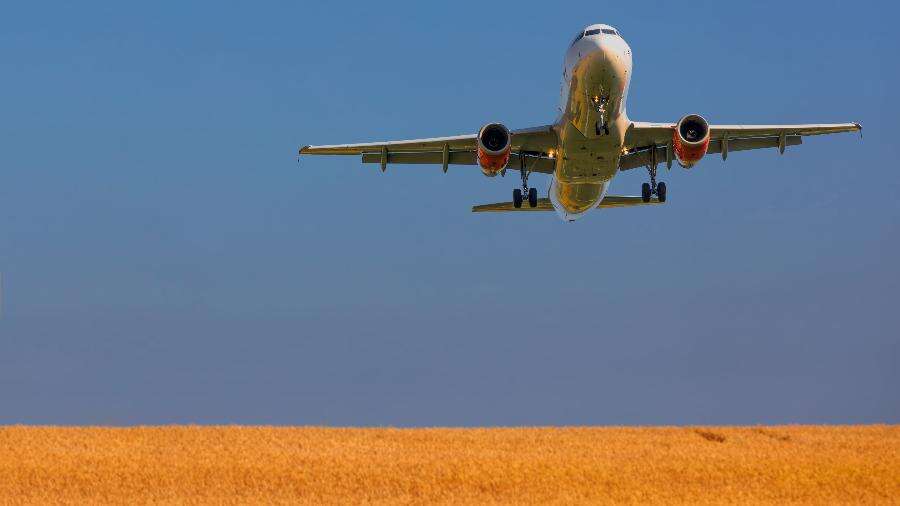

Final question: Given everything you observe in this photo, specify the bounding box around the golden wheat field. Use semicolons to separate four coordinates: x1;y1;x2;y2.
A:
0;425;897;505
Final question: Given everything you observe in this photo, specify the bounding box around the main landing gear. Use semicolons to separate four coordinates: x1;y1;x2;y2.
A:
641;164;667;203
513;154;538;208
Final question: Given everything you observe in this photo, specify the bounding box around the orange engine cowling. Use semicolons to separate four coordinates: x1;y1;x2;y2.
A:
672;114;710;168
477;123;511;176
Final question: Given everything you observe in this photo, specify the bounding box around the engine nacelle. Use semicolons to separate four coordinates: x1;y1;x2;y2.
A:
672;114;710;168
477;123;511;176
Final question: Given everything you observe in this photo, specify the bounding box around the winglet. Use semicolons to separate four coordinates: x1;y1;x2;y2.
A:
855;122;863;139
297;145;310;166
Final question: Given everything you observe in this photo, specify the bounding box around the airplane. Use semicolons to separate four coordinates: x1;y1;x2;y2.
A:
299;23;861;222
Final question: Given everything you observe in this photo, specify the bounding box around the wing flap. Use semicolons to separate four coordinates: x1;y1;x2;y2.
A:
361;151;477;165
360;152;556;174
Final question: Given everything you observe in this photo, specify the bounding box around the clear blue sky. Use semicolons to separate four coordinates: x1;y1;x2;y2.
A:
0;1;897;425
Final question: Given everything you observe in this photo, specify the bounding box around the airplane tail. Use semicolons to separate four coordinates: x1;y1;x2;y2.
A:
472;195;662;213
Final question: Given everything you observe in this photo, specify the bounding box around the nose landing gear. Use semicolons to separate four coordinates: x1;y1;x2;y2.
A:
513;154;539;208
592;95;610;136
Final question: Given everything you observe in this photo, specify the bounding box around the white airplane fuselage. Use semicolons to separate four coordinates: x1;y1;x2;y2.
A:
549;24;633;221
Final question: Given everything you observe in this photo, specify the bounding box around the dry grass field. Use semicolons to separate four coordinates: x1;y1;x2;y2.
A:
0;425;897;504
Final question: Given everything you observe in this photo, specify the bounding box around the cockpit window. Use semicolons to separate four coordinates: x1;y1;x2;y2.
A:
585;28;619;36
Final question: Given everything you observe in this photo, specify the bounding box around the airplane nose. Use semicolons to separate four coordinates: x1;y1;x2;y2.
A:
582;39;615;66
585;40;627;79
595;39;624;62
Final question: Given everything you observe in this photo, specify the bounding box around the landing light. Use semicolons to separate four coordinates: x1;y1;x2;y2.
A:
548;150;556;159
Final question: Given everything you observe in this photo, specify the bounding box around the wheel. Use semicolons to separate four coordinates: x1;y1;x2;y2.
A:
513;188;523;208
657;181;667;202
528;187;538;208
641;182;651;203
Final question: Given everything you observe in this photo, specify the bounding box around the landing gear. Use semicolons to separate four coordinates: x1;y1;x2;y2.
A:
641;164;666;203
641;182;652;202
592;95;610;136
514;153;538;208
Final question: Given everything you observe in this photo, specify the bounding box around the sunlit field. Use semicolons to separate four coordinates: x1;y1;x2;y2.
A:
0;426;896;504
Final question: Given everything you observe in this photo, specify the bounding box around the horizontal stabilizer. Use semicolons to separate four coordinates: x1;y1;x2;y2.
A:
472;195;662;213
472;198;555;212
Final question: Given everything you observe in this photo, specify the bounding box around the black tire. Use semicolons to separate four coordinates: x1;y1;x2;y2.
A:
513;188;523;208
641;182;651;203
657;181;667;202
528;187;538;208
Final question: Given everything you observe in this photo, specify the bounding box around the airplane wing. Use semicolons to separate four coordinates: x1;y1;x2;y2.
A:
299;125;559;174
620;121;861;171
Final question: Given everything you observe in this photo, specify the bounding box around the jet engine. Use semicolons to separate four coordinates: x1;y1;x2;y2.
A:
477;123;511;176
672;114;710;168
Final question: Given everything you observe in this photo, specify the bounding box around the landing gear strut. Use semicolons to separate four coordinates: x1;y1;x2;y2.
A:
593;95;610;136
513;154;538;208
641;163;667;203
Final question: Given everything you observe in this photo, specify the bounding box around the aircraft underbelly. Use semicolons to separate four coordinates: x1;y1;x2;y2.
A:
551;129;618;215
549;34;633;220
557;127;620;182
